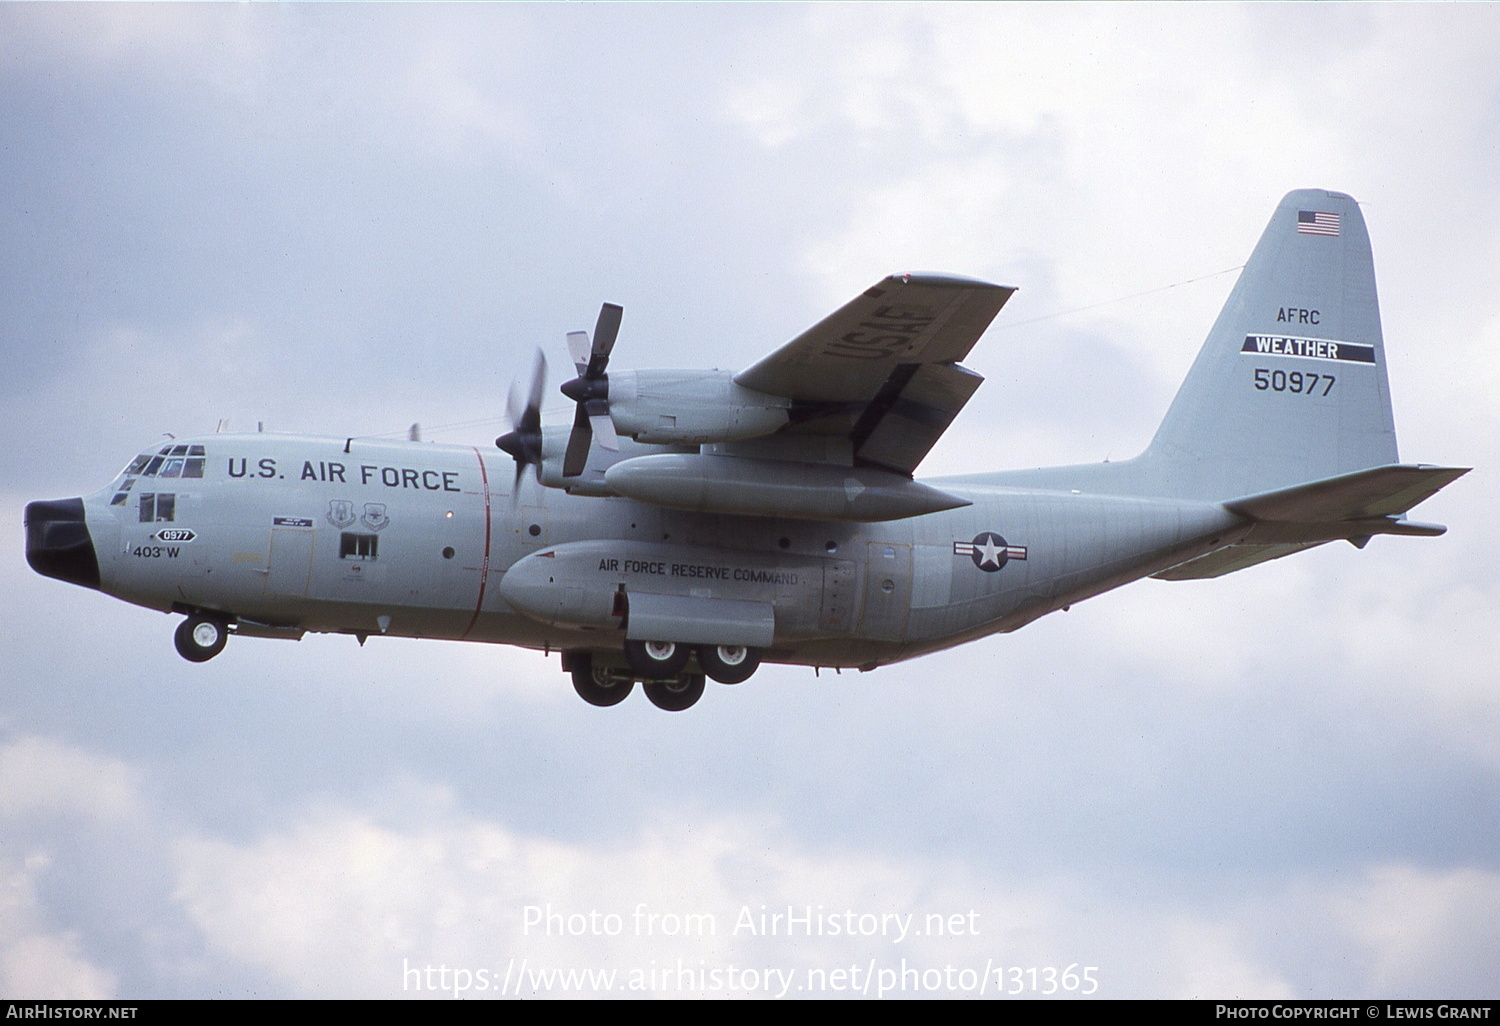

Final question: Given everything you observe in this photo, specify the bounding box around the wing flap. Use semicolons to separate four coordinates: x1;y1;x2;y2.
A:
851;362;985;475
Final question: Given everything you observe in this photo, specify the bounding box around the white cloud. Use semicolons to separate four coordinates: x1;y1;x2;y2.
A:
1166;920;1298;1000
1332;865;1500;997
0;852;118;999
168;793;1500;999
0;735;141;822
0;734;137;998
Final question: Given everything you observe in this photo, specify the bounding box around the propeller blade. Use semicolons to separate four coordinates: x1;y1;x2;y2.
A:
586;303;623;378
562;402;592;477
586;399;619;452
559;304;624;475
505;379;523;429
566;330;591;376
496;348;548;492
522;349;546;433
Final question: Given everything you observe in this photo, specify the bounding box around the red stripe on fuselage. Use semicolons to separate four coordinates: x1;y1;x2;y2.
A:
460;448;493;639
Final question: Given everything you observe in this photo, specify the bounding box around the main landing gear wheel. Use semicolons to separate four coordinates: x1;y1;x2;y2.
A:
624;639;690;679
698;645;760;684
644;674;705;712
571;661;636;708
174;614;228;663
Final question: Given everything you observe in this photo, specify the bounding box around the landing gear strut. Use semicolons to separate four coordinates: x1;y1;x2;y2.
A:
174;614;228;662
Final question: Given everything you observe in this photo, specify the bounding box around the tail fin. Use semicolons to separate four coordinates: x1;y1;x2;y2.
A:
1144;189;1398;500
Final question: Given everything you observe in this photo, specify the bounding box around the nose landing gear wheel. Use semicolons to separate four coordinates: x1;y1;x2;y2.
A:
571;661;636;707
698;645;760;684
624;639;690;679
174;614;228;662
643;674;705;712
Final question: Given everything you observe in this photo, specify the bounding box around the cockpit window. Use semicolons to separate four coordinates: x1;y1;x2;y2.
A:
114;446;205;505
139;493;176;522
127;446;205;480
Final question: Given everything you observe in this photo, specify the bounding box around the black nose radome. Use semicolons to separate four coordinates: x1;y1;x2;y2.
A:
25;498;100;590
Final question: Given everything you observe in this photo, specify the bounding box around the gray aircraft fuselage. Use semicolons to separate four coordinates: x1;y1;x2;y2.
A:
68;432;1240;671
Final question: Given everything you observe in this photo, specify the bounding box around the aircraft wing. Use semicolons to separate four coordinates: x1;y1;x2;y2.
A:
733;273;1015;475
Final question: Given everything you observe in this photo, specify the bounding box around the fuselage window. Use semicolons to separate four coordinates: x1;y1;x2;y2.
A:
340;532;378;560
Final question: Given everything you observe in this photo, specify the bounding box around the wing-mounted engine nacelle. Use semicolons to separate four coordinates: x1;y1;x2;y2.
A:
533;431;691;497
538;454;613;496
534;432;621;496
606;369;790;445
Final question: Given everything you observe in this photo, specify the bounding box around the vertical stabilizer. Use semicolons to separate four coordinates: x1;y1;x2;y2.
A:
1144;189;1398;500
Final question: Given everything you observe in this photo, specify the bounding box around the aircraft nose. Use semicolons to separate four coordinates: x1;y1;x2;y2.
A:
24;498;101;590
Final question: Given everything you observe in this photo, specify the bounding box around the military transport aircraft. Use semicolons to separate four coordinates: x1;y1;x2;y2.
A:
25;190;1467;711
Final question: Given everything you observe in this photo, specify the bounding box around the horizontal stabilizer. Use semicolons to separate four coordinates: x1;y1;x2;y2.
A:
1225;464;1469;522
1153;464;1467;581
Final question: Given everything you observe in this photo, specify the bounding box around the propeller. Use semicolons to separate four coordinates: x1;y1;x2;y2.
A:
495;349;548;493
559;303;623;477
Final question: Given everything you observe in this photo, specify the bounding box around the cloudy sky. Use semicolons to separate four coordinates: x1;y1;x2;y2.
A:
2;3;1497;999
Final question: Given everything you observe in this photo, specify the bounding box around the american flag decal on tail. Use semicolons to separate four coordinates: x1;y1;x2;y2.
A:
1297;210;1340;236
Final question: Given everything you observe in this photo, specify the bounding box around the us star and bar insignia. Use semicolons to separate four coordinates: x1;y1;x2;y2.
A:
954;532;1027;572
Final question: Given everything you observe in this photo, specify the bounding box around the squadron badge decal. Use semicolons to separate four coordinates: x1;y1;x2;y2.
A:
360;503;390;532
326;499;357;529
954;532;1027;573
